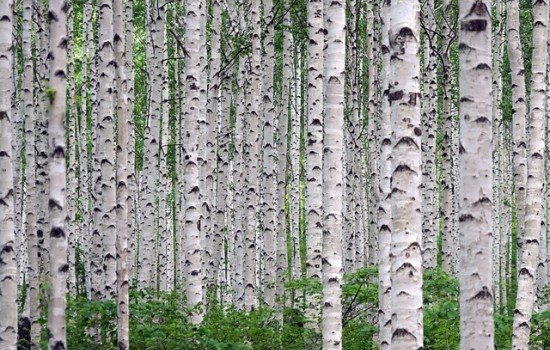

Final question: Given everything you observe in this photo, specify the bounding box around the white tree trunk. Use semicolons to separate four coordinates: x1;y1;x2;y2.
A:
184;0;205;323
506;0;528;265
305;0;324;328
243;0;262;310
22;0;40;346
378;0;391;347
441;0;455;274
421;0;438;269
512;0;548;347
322;0;345;348
458;1;494;348
98;0;117;300
262;0;277;309
0;0;18;347
114;0;130;346
47;0;68;347
388;1;423;348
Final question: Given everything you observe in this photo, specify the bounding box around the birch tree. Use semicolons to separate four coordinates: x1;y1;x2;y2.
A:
184;0;204;323
0;0;17;347
22;0;40;346
512;0;549;347
506;0;528;262
378;0;392;347
114;0;130;346
388;0;423;348
458;1;494;348
305;0;324;327
262;0;277;309
322;0;345;348
47;0;68;348
98;0;117;300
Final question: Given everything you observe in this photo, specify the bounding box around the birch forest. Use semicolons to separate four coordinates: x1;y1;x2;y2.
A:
2;0;550;349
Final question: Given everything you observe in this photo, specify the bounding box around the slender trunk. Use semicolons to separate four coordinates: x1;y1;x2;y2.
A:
98;0;117;300
0;0;18;347
114;0;130;346
322;0;345;348
139;0;162;289
183;0;205;323
506;0;527;265
421;0;438;269
290;44;301;282
305;0;323;327
47;0;68;347
66;0;77;295
441;0;455;274
22;0;40;346
276;8;291;312
207;0;223;296
242;0;262;311
125;0;136;284
511;0;548;346
80;0;93;299
388;0;423;348
378;0;391;347
458;1;494;348
491;0;504;309
366;0;379;268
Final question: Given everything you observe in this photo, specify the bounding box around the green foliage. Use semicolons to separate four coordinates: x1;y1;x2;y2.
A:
67;297;118;349
65;268;548;349
423;269;460;350
342;267;378;350
530;309;550;349
45;86;56;103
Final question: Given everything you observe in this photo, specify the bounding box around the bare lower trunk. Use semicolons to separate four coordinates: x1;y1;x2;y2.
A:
322;0;345;348
511;0;548;347
388;1;423;348
114;0;130;346
47;0;68;347
458;1;494;348
0;1;18;347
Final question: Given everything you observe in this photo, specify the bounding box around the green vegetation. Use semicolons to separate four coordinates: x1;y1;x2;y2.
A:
64;268;548;349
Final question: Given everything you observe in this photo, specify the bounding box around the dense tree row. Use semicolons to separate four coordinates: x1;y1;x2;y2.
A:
0;0;549;349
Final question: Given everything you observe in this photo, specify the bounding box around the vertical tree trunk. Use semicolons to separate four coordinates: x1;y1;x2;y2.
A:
0;0;18;347
22;0;40;346
243;0;262;311
35;0;51;294
139;0;162;289
158;16;170;291
388;1;423;348
377;0;391;347
114;0;130;346
183;0;205;323
305;0;323;328
47;0;68;347
366;0;379;268
458;1;494;348
421;0;438;269
290;43;302;282
322;0;345;348
80;0;93;299
506;0;528;265
207;0;223;296
441;0;456;274
125;0;136;284
511;0;548;346
98;0;117;300
66;0;77;295
261;0;277;309
491;0;504;309
276;7;291;312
